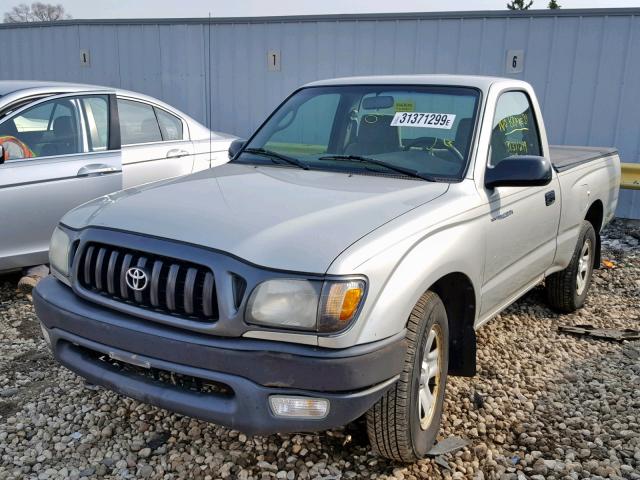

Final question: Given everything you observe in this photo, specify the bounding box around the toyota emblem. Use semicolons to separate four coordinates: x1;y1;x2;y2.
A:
125;267;148;291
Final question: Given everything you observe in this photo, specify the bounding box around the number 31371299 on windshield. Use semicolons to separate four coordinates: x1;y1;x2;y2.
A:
390;112;456;129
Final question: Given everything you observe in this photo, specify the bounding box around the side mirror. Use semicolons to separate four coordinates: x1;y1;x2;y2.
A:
0;145;5;165
485;155;552;189
228;139;246;160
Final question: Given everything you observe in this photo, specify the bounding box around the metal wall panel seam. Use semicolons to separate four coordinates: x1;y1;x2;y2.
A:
585;16;607;145
541;16;558;118
561;16;583;144
611;16;633;153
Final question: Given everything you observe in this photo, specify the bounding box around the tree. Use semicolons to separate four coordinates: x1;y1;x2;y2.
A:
3;2;70;23
548;0;561;8
507;0;533;9
3;3;30;22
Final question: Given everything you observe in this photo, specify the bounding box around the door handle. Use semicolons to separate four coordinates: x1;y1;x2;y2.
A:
545;190;556;206
166;149;190;159
77;164;119;177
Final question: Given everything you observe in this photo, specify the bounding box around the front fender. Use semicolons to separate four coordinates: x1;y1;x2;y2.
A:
318;216;485;348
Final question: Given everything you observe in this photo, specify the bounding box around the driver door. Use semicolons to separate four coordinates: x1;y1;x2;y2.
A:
479;90;561;318
0;93;122;271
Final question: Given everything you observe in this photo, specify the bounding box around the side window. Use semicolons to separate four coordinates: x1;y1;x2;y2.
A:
0;97;82;160
489;91;542;166
117;99;162;145
81;96;109;152
155;108;183;141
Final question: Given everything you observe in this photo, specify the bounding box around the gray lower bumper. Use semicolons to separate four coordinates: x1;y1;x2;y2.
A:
34;277;405;434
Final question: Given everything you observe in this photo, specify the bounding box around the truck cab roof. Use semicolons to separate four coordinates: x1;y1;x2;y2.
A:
304;74;527;91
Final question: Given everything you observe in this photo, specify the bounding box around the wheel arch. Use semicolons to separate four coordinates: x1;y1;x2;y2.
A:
585;199;603;269
428;272;477;377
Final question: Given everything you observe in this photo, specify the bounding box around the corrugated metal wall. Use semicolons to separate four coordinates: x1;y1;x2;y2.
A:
0;9;639;218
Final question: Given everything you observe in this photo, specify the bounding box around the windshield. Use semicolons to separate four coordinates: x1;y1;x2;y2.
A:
236;85;480;181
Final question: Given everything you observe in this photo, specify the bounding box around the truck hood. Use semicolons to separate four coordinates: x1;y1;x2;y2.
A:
63;164;448;273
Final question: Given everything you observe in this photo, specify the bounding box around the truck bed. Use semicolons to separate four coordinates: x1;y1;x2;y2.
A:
550;145;618;172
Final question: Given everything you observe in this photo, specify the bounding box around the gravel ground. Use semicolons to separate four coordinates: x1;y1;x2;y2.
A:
0;219;638;480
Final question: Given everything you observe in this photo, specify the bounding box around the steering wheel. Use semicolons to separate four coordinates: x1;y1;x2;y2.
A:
402;136;464;162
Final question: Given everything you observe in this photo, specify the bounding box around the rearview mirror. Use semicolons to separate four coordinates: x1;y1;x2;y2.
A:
362;96;395;110
228;139;246;160
485;155;552;189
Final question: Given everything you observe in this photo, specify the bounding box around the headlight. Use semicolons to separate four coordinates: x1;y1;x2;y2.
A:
246;278;366;333
247;279;321;330
49;227;72;277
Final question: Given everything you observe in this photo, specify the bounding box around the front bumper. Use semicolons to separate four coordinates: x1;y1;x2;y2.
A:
34;276;406;434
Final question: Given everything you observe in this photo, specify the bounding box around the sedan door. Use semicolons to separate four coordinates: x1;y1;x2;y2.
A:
0;93;122;271
117;97;195;188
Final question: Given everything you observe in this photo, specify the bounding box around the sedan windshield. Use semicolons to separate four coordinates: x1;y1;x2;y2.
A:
235;85;480;181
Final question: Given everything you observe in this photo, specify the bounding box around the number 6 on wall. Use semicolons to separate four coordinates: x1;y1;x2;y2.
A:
506;49;524;74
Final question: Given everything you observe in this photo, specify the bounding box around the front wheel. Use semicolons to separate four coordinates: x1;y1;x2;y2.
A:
366;291;449;462
546;220;597;312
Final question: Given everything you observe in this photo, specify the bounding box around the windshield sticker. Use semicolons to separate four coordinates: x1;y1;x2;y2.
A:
394;101;415;112
390;112;456;129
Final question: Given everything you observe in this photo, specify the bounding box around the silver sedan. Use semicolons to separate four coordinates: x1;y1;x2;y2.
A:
0;81;236;273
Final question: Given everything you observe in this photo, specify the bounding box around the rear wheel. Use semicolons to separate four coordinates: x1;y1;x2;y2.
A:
366;291;449;462
546;220;597;312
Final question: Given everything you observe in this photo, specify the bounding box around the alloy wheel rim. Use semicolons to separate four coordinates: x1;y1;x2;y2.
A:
418;324;443;430
576;238;592;296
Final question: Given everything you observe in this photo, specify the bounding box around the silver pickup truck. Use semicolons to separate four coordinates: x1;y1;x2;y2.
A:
34;75;620;462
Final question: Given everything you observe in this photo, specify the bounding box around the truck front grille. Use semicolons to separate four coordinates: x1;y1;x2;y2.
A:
77;242;219;322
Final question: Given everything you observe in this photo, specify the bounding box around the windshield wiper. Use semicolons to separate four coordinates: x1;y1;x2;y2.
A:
318;154;436;182
242;147;309;170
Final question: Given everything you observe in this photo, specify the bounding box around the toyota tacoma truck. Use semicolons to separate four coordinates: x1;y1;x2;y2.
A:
34;75;621;462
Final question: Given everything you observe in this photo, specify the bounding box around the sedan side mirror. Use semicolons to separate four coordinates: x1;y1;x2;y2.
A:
228;139;246;160
0;145;6;165
485;155;552;189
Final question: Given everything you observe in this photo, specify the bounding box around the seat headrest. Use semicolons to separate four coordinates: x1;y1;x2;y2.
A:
348;114;399;155
454;118;473;158
53;116;74;136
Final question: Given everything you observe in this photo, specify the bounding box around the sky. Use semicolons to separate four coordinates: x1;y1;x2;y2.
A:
0;0;638;19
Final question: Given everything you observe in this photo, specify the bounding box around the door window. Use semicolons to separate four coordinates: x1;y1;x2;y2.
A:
81;96;109;152
489;91;542;166
155;108;183;141
0;97;83;160
118;99;162;145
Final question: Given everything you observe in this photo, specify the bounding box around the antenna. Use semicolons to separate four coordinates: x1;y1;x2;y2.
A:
207;12;213;169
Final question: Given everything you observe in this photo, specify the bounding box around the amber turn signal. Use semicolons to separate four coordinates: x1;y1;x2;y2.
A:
340;287;363;321
318;280;366;333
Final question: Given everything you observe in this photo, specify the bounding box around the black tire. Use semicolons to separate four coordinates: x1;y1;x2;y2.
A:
546;220;597;313
366;291;449;462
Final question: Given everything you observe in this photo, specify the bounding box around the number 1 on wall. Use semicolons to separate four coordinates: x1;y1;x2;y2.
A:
268;50;281;72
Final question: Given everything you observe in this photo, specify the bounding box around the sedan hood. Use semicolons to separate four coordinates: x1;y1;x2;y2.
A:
63;164;448;273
